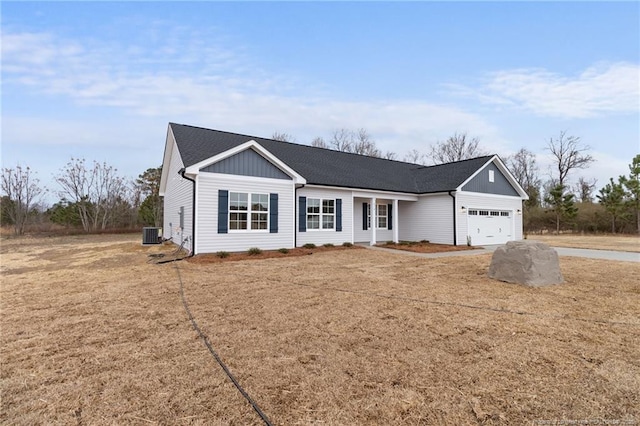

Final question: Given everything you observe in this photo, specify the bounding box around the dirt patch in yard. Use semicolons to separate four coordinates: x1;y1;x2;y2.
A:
2;234;639;425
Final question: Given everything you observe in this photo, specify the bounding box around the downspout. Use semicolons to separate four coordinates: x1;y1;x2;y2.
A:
179;168;196;256
294;184;305;248
448;191;457;246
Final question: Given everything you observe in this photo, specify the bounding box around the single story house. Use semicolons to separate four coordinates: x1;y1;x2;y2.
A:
159;123;528;254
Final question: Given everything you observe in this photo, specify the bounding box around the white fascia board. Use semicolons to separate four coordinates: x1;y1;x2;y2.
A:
184;140;306;184
159;125;179;196
456;155;529;200
303;184;419;201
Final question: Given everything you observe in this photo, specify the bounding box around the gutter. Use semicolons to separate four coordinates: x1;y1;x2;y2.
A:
448;191;457;246
179;168;197;256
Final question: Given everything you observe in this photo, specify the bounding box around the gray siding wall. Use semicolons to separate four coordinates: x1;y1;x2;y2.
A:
196;173;295;253
297;187;354;247
462;163;519;196
353;197;393;243
162;138;193;252
398;194;454;245
201;148;291;180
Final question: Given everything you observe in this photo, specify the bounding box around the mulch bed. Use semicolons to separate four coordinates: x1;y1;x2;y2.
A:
376;241;478;253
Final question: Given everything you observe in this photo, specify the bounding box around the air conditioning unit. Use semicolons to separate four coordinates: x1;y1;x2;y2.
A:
142;227;162;245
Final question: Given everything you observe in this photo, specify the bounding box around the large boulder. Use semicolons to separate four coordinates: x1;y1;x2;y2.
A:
488;240;563;287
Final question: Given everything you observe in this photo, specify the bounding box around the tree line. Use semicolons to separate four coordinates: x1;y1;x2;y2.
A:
2;130;639;236
1;159;162;235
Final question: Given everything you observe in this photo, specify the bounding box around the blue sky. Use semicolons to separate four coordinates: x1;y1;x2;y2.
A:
2;1;639;205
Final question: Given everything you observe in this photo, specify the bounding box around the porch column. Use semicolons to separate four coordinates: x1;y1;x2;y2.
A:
393;199;399;243
370;197;377;246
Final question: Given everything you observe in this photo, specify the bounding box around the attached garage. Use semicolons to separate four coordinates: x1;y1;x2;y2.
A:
467;209;513;245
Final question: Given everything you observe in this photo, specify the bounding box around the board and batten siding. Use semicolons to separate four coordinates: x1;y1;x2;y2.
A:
297;187;353;247
162;139;194;252
398;194;454;245
456;192;524;243
461;163;519;197
196;172;295;253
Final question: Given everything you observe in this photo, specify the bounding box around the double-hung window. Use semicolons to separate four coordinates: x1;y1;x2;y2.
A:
377;204;388;229
307;198;335;230
229;192;268;231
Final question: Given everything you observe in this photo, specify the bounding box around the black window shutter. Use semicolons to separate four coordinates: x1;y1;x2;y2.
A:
299;196;307;232
218;190;228;234
336;199;342;232
362;202;368;230
269;193;278;233
388;203;393;230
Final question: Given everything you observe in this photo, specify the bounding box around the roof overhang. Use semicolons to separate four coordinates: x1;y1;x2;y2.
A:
456;155;529;199
183;140;306;184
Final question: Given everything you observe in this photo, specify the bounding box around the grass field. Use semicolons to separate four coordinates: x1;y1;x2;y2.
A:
1;234;639;425
527;233;640;253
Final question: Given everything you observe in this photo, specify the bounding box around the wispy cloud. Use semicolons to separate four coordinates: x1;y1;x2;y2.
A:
1;28;499;153
448;63;640;119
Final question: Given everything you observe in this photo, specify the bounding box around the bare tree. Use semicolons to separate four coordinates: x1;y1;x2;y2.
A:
574;177;597;203
329;128;354;152
311;136;329;149
54;158;129;232
404;149;427;165
546;131;594;187
507;148;541;207
272;131;296;142
383;151;398;161
350;128;381;157
428;132;488;164
1;165;46;235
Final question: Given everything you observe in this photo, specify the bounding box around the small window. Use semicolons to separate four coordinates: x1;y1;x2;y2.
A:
377;204;388;229
479;210;489;216
491;211;500;216
500;211;510;217
489;169;495;183
468;209;478;216
322;199;335;229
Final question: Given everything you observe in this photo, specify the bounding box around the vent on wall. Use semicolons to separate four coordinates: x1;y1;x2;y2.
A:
142;227;162;245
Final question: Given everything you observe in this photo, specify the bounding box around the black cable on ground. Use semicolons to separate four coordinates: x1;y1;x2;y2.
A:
174;263;274;426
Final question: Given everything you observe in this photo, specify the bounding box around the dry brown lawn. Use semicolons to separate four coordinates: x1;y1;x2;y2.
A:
528;234;640;253
1;234;639;425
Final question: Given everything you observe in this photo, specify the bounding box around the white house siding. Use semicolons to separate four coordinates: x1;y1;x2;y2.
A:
196;173;295;253
353;197;394;243
162;140;194;252
297;187;354;247
456;191;523;245
398;194;454;245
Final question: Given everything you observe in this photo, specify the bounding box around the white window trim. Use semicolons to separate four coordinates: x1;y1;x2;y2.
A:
307;198;335;231
377;204;388;229
229;191;269;232
366;203;389;230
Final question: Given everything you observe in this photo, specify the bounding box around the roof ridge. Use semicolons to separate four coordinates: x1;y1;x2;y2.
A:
170;122;426;167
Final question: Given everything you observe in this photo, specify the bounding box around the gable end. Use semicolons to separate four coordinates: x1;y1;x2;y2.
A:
200;148;291;180
462;163;519;196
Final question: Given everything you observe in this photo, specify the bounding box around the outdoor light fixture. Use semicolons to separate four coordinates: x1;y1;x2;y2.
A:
517;209;522;215
460;206;467;213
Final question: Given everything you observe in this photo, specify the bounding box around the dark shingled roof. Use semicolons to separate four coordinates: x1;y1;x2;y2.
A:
170;123;495;194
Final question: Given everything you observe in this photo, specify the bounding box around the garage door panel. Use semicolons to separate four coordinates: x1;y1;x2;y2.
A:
467;209;513;245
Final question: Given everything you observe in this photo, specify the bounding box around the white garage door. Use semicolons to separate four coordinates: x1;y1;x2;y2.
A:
467;209;513;245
